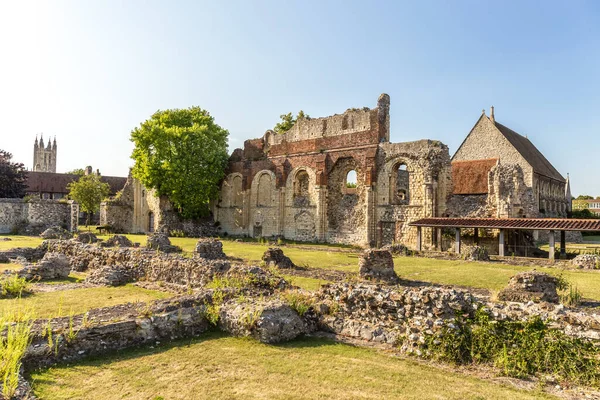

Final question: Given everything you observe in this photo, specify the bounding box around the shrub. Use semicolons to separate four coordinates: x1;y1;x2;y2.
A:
424;309;600;387
170;229;185;238
282;291;314;317
0;275;30;299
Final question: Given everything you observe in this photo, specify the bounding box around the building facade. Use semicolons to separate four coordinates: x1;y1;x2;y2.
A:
572;198;600;216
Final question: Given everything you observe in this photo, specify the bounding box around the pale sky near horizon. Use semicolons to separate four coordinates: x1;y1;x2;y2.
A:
1;0;599;196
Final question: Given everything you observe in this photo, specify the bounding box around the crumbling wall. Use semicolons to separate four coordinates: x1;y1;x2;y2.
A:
375;140;452;249
326;158;366;245
215;94;452;248
0;198;75;234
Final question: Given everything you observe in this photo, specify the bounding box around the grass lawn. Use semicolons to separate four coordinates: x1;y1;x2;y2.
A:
30;332;554;400
282;275;329;291
0;236;44;250
0;284;171;319
583;235;600;242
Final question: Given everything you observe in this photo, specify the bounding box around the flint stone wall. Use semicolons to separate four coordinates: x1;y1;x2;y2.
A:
219;299;308;343
0;198;77;234
17;252;71;280
358;249;398;283
23;293;214;371
572;254;600;269
315;282;600;353
497;271;559;303
45;240;229;287
194;239;226;259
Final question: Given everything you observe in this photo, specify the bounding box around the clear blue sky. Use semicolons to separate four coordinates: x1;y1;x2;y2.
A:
1;0;599;196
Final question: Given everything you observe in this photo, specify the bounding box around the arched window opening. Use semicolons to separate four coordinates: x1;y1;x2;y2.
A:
345;170;357;194
390;163;410;205
232;176;243;207
293;170;310;207
257;173;272;207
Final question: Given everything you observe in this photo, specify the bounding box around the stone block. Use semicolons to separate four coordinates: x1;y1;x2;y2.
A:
262;248;295;269
497;271;559;303
194;238;226;260
358;249;399;284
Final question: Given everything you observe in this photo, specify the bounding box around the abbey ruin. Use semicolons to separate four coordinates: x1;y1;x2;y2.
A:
97;94;572;252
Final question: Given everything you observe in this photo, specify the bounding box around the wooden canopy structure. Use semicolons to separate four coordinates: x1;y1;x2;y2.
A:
409;217;600;260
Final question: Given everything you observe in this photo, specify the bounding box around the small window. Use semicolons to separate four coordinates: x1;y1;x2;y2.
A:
345;170;357;194
390;163;409;205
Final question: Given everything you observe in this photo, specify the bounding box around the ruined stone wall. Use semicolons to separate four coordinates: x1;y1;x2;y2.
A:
487;163;539;218
375;140;452;249
101;175;179;234
215;95;452;248
0;199;25;233
0;198;74;234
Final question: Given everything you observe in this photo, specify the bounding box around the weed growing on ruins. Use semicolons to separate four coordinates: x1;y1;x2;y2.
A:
0;275;29;298
0;305;33;398
138;302;154;318
65;312;80;343
241;308;262;330
424;308;600;387
561;285;583;306
204;289;225;326
282;290;314;317
555;274;582;306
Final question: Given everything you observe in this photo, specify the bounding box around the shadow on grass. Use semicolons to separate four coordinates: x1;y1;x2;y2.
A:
27;330;340;379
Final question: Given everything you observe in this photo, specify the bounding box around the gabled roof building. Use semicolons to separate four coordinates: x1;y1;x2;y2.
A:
451;107;571;218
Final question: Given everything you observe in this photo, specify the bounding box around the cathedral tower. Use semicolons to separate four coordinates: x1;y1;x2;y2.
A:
33;135;57;172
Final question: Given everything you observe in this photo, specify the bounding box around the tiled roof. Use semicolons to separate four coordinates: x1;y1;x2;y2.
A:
494;122;565;182
451;158;497;195
410;217;600;231
26;172;126;195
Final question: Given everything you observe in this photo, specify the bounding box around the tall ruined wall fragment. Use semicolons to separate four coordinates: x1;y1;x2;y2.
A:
215;94;452;249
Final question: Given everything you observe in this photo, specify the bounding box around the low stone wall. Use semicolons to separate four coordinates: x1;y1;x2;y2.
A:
0;198;77;234
24;293;214;371
315;283;600;351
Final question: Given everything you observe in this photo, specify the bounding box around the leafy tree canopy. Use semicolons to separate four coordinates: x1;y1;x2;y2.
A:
576;195;594;200
67;168;85;176
130;107;229;219
67;174;110;225
273;110;310;134
0;150;27;198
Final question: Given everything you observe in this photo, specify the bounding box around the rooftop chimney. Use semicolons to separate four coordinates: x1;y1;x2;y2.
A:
490;106;495;123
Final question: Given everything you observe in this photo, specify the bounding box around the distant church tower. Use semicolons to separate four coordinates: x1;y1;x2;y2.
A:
33;135;57;172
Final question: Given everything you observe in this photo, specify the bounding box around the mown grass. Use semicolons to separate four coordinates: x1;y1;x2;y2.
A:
282;275;329;291
30;332;555;400
583;235;600;242
0;285;171;319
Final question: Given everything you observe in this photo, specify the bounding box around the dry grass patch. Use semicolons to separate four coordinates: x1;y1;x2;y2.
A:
30;333;555;400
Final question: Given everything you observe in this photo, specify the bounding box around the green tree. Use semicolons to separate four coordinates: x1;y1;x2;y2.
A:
67;168;85;176
273;110;310;134
0;150;27;198
577;195;594;200
130;107;229;218
67;174;110;226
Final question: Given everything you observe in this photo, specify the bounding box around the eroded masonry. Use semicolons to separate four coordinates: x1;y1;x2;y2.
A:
214;94;452;248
